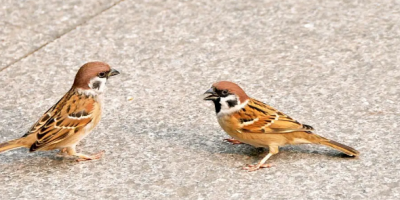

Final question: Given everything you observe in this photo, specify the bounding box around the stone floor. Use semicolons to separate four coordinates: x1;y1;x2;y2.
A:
0;0;399;199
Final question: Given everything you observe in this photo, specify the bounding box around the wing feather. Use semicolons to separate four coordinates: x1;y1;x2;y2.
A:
235;99;314;134
27;91;96;151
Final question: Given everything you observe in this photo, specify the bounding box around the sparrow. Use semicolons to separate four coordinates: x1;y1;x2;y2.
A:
0;62;119;161
204;81;359;171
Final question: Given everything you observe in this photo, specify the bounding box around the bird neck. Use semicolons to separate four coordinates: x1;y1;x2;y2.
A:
73;87;102;100
214;97;249;116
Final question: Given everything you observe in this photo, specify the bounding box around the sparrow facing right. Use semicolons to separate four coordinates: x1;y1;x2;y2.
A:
204;81;359;171
0;62;119;161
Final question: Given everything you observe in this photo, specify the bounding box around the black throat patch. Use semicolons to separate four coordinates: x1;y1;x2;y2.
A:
212;99;222;114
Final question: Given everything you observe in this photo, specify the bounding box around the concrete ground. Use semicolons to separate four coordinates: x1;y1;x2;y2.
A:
0;0;399;199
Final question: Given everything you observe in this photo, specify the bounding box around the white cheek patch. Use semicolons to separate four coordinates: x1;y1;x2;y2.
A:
89;77;107;94
219;95;237;110
217;95;249;116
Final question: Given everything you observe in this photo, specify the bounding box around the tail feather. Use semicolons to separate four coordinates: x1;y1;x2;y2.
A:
0;138;27;153
319;139;359;157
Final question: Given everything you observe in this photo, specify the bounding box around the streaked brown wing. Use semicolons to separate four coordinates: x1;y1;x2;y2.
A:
28;91;96;151
236;99;314;134
22;104;59;138
22;89;77;138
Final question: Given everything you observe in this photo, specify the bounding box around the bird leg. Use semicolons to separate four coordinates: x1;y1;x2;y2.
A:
243;153;273;171
55;148;68;157
66;146;104;162
224;138;244;144
243;146;278;171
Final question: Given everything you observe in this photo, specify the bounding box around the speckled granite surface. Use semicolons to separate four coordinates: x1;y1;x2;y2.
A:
0;0;399;199
0;0;121;68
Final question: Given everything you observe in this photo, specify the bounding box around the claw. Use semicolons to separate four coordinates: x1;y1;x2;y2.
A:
75;150;105;162
224;138;244;145
242;152;274;171
243;163;272;172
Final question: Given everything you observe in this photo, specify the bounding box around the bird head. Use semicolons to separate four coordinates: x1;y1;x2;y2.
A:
204;81;249;115
72;62;120;95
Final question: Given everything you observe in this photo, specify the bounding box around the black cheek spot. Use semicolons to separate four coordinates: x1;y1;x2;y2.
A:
227;99;238;108
92;81;101;90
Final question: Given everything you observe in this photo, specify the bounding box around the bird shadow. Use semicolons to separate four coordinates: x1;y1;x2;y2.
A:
130;121;358;163
0;148;96;172
0;118;357;169
215;142;355;160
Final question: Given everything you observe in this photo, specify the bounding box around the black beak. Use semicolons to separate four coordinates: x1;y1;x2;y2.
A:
108;68;120;77
204;87;219;100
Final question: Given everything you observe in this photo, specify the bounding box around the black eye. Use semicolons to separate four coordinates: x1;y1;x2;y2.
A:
98;72;106;78
221;90;229;95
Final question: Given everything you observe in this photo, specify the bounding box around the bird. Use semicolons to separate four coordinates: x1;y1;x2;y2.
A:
0;62;119;161
204;81;359;171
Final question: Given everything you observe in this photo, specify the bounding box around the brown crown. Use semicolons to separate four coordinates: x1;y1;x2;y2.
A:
72;62;111;89
213;81;249;102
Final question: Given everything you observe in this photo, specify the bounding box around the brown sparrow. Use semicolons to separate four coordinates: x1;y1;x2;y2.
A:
204;81;359;171
0;62;119;161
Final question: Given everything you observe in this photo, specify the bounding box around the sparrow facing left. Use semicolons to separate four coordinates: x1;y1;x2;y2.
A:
204;81;359;171
0;62;119;161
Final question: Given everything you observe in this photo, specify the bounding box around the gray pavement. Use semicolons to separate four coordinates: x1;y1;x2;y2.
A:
0;0;399;199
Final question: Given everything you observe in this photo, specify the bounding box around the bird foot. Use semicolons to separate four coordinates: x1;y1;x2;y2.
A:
75;150;105;162
56;148;68;156
242;163;272;172
224;138;244;145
